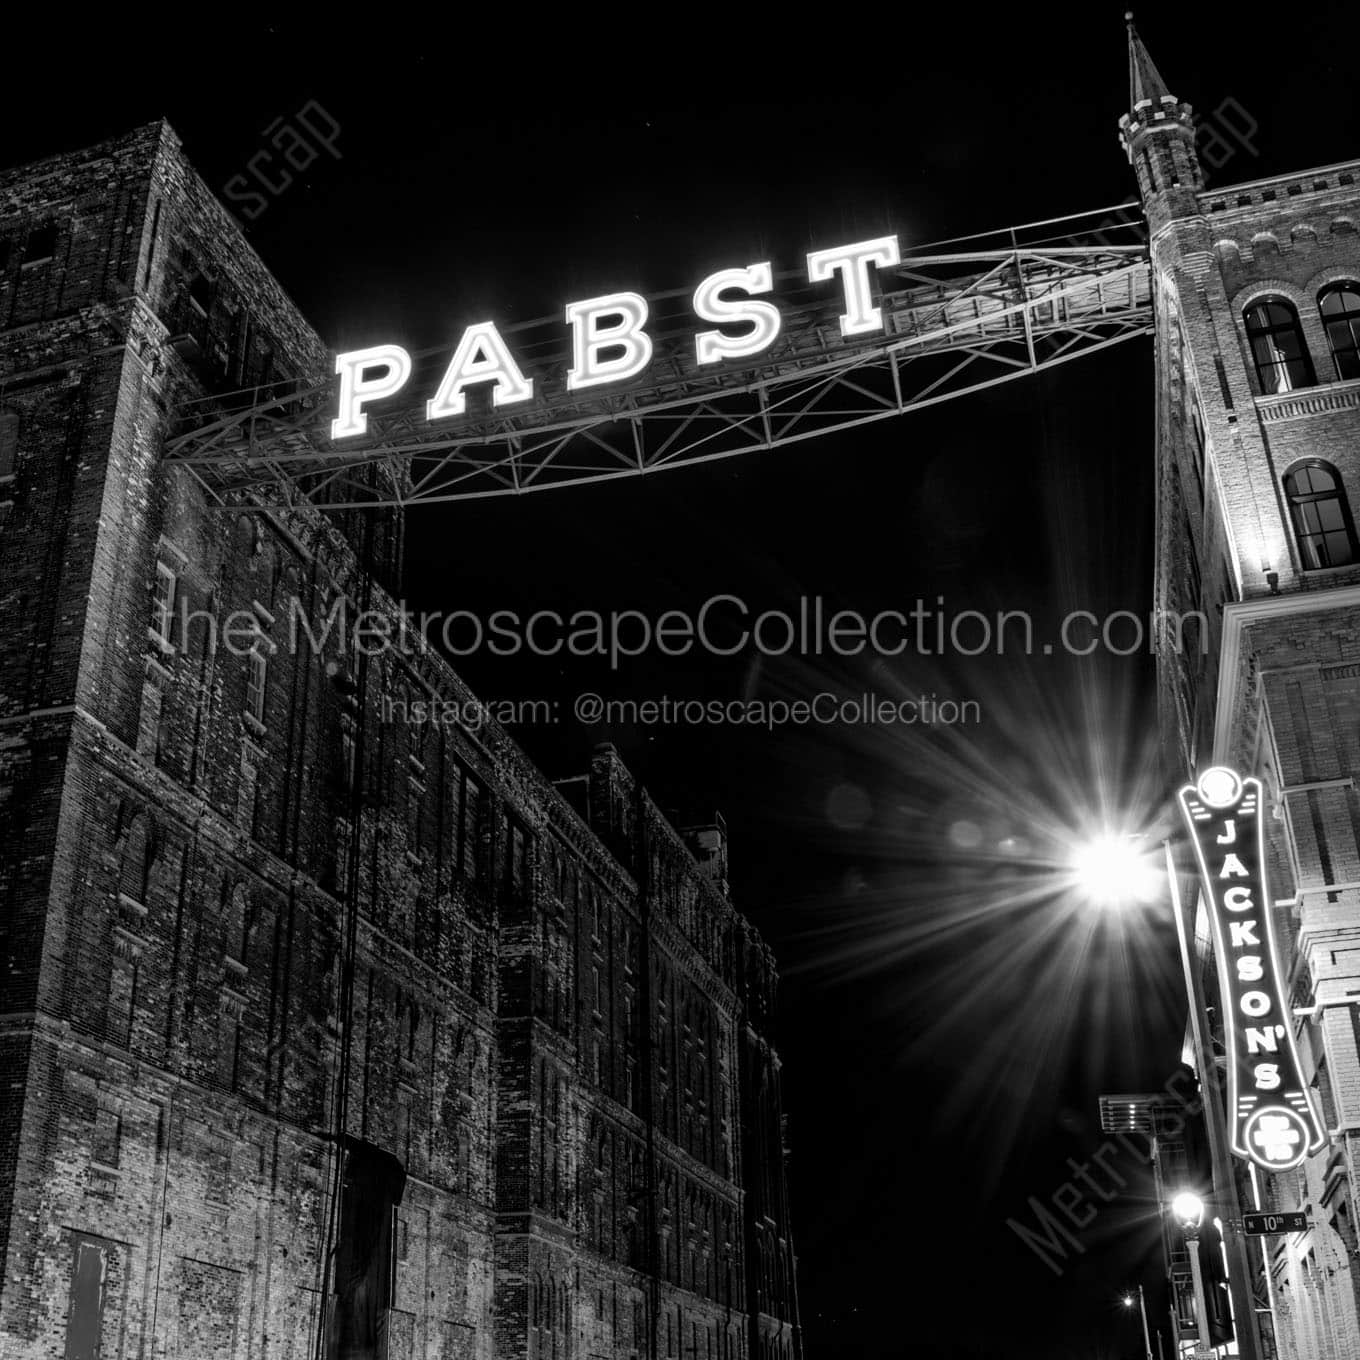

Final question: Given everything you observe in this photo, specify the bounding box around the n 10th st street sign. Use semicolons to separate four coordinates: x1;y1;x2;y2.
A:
1178;767;1326;1172
1243;1211;1308;1236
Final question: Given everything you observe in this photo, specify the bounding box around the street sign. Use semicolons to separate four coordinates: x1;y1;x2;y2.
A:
1243;1210;1308;1235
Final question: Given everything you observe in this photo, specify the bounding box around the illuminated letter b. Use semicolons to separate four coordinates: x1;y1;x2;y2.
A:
565;292;653;391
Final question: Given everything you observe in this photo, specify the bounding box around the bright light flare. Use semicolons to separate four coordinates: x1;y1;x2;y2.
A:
1068;832;1162;909
1172;1191;1205;1228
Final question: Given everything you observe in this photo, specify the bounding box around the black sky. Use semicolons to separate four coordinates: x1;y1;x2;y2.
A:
5;5;1360;1355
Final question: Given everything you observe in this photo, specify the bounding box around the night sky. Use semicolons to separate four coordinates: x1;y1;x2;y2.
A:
6;6;1360;1356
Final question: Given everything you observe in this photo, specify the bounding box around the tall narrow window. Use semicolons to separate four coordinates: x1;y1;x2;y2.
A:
246;646;267;725
1319;283;1360;381
0;409;18;484
150;563;177;644
461;774;482;881
1244;297;1315;393
406;776;424;857
505;816;529;904
1284;460;1359;569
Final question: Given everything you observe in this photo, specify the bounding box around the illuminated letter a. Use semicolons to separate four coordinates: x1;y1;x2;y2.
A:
427;321;534;420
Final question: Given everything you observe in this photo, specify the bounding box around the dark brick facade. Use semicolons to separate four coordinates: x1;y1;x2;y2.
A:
0;124;800;1360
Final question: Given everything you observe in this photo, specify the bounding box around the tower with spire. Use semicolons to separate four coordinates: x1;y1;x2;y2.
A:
1126;17;1360;1360
1120;13;1203;228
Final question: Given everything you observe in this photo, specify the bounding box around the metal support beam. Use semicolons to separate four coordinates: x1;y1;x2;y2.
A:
163;209;1151;511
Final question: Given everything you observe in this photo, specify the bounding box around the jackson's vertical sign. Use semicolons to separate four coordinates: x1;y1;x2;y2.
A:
1178;766;1326;1171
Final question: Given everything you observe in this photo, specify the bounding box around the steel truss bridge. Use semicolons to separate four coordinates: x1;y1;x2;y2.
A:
165;206;1153;510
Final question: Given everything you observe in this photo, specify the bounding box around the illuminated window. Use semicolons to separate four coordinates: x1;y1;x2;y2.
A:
1284;460;1358;569
1319;283;1360;381
1244;297;1315;393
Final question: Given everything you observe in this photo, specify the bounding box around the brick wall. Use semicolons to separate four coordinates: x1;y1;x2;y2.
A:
0;125;800;1360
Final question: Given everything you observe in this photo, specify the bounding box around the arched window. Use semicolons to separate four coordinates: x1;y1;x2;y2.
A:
1284;461;1358;570
1319;283;1360;381
1244;297;1315;393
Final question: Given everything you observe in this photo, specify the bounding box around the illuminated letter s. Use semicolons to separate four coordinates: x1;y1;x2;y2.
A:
427;321;534;420
693;263;782;365
332;345;412;439
565;292;653;391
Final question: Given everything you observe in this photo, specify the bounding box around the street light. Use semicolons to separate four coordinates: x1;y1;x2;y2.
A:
1070;828;1263;1360
1172;1192;1215;1357
1122;1286;1153;1360
1172;1192;1204;1230
1068;831;1162;907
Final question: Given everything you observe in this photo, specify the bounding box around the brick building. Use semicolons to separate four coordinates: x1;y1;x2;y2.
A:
1126;23;1360;1360
0;123;801;1360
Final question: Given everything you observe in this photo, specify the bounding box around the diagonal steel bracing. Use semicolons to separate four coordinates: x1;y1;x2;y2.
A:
164;208;1152;510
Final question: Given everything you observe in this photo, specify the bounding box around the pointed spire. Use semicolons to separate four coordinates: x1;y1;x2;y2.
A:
1126;12;1174;108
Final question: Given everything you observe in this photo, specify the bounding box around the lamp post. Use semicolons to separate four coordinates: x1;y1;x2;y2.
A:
1072;831;1263;1360
1122;1287;1153;1360
1172;1192;1215;1358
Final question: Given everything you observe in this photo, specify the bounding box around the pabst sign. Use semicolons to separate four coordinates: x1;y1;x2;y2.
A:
328;236;902;440
1178;767;1326;1172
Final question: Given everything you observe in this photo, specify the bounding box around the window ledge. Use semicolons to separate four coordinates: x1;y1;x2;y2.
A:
243;712;267;738
1298;563;1360;584
146;627;177;657
1256;378;1360;423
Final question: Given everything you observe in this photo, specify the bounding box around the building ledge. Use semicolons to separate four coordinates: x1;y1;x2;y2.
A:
1256;379;1360;423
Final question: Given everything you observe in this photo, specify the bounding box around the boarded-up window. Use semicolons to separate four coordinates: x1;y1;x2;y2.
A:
107;955;137;1048
63;1238;107;1360
91;1108;120;1169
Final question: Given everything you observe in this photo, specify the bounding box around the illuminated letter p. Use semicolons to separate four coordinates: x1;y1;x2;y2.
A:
331;345;412;440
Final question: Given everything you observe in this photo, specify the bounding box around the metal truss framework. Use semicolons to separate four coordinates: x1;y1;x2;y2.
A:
165;207;1152;510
